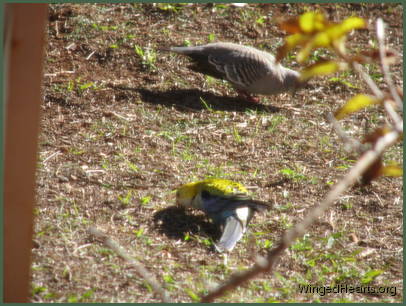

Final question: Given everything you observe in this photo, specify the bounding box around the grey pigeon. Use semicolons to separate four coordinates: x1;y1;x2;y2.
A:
169;42;301;103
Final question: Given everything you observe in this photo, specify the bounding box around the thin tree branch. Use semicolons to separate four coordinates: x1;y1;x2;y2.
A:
376;18;403;111
352;62;384;99
327;113;365;154
351;62;402;132
88;226;171;303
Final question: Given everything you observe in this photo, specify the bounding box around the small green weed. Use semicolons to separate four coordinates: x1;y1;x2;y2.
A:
134;45;157;71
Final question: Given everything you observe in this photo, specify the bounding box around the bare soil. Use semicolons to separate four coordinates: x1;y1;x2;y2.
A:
33;3;403;303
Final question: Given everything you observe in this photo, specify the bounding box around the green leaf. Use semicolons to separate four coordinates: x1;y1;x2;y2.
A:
335;94;380;120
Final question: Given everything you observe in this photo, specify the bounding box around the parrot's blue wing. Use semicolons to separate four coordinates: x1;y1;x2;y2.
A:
200;190;270;215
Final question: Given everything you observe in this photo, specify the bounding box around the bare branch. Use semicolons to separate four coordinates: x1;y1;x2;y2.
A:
352;62;383;99
88;226;171;303
201;244;286;303
327;113;365;154
351;62;402;131
376;18;403;111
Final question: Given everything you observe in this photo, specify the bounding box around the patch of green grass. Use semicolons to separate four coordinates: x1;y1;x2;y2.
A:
92;23;118;31
280;167;309;183
200;97;214;112
336;157;356;170
207;33;216;42
65;77;102;96
231;125;243;143
267;114;286;133
134;45;157;71
155;3;186;13
118;190;132;206
319;135;333;152
255;15;266;25
328;76;358;89
140;195;152;205
67;289;95;303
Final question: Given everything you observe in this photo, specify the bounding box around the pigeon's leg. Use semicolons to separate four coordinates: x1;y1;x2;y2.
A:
236;89;260;103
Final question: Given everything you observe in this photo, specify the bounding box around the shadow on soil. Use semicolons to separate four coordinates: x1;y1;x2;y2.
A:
111;85;282;113
153;206;221;248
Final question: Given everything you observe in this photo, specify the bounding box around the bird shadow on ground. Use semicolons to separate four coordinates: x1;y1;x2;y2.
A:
110;84;281;113
153;206;221;242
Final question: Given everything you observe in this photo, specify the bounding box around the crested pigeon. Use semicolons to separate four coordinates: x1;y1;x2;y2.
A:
168;42;302;103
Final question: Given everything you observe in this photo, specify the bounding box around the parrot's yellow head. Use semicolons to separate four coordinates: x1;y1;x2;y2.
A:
176;181;199;208
176;178;249;209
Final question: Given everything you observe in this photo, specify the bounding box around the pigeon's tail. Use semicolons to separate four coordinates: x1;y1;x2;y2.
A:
159;46;202;54
168;46;204;55
158;47;172;52
215;215;245;253
163;45;222;79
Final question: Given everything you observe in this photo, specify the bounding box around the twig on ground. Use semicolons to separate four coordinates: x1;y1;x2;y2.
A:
88;226;171;303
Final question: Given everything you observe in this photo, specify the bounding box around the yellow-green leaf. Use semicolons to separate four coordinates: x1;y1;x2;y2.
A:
312;31;332;48
286;33;310;47
340;16;366;33
296;41;314;63
300;60;340;81
277;33;310;62
381;165;403;177
335;94;380;120
299;11;326;33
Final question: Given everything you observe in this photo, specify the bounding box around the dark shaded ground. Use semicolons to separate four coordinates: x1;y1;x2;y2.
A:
32;3;402;302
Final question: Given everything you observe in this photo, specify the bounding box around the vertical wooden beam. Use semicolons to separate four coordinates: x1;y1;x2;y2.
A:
4;3;48;302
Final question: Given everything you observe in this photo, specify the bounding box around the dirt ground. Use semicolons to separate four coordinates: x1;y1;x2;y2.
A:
32;3;403;303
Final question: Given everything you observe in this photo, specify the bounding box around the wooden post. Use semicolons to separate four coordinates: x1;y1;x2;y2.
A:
4;3;48;302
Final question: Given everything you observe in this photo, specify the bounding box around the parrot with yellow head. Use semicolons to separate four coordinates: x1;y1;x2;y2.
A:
176;178;271;252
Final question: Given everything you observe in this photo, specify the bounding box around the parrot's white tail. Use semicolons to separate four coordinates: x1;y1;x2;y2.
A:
215;215;245;253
